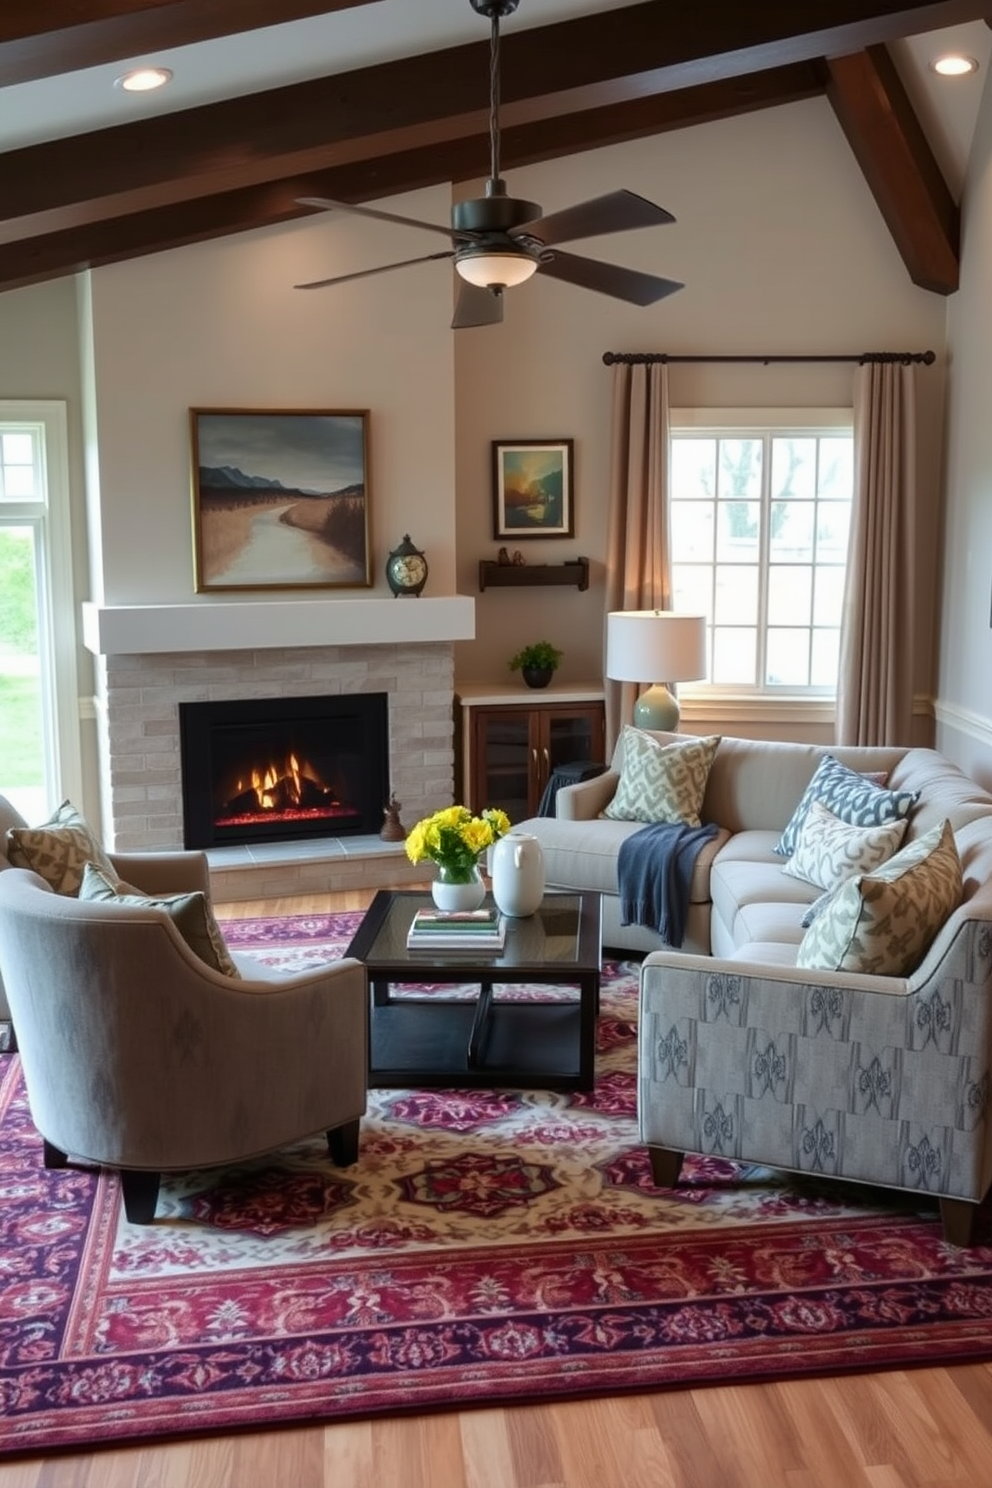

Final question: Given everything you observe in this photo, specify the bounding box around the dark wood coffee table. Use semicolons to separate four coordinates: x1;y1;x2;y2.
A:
345;890;602;1091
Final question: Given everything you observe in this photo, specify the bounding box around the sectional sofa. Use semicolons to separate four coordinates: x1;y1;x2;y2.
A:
519;733;992;1243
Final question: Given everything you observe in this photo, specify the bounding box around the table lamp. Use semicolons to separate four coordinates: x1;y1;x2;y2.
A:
606;610;708;731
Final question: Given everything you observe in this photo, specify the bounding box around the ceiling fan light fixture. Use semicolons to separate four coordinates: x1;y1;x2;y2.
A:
455;250;539;290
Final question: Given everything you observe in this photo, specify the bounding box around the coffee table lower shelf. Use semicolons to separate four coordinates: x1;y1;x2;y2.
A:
370;992;586;1090
346;889;602;1093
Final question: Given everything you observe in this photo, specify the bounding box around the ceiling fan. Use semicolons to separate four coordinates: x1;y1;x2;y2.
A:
294;0;684;328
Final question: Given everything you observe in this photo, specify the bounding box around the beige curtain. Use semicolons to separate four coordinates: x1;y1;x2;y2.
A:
835;359;917;746
603;361;672;752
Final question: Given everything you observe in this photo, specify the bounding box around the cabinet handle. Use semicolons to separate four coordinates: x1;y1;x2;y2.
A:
532;748;538;773
542;747;550;769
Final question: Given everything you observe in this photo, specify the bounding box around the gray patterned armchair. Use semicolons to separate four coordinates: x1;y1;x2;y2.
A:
0;861;368;1223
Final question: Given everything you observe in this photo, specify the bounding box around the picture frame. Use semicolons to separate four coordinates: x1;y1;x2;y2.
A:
190;408;371;592
491;438;574;539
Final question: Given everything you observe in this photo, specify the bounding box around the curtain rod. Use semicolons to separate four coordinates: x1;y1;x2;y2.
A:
602;350;936;366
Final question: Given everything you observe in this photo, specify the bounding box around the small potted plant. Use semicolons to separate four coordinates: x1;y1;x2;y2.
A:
509;640;563;690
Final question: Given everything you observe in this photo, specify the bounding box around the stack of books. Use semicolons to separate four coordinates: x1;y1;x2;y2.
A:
406;905;506;951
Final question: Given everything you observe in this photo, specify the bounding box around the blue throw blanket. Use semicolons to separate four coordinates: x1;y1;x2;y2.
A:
617;820;720;947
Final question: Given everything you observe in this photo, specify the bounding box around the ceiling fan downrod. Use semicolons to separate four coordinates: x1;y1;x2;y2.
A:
469;0;520;192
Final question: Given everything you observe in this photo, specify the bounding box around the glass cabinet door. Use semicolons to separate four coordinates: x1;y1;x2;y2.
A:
471;710;533;820
545;709;601;776
469;703;605;819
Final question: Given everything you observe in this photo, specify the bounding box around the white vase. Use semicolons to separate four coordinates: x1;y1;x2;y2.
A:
431;864;486;913
491;832;545;917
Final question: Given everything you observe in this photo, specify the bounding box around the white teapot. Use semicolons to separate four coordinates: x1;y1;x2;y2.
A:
491;831;545;917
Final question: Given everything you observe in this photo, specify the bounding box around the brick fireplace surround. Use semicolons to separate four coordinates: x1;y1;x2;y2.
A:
83;596;474;902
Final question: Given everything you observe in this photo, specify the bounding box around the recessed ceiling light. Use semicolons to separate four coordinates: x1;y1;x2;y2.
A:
114;66;173;93
930;53;979;77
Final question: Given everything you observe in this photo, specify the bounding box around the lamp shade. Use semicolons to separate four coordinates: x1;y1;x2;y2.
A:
606;610;708;731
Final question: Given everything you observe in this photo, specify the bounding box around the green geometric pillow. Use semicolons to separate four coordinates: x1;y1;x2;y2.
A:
5;800;117;896
604;729;720;827
79;863;241;978
796;819;962;977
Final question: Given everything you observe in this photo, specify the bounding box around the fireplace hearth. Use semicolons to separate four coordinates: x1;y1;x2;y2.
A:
179;693;389;849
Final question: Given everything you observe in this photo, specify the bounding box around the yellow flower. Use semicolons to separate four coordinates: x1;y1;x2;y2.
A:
404;803;511;875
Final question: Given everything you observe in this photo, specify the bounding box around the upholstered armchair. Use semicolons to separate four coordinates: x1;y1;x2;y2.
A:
0;862;368;1223
0;792;223;1051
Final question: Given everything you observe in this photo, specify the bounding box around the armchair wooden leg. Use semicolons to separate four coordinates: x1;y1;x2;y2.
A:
327;1119;360;1166
120;1169;160;1224
939;1195;979;1247
43;1139;68;1169
648;1145;684;1187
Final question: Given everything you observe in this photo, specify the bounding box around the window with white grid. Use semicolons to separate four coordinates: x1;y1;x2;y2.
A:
0;403;80;819
669;409;854;695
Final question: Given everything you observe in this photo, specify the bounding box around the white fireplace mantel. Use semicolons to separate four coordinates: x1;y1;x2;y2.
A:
81;595;476;655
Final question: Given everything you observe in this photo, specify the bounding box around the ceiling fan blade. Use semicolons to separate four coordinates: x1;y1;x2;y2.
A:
515;190;675;248
451;281;505;330
297;196;465;242
537;249;683;307
295;250;454;291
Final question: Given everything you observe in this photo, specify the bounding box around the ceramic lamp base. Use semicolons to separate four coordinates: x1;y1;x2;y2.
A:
632;684;680;732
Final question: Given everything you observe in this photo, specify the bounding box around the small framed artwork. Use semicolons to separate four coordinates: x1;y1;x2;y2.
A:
190;408;371;591
491;438;574;539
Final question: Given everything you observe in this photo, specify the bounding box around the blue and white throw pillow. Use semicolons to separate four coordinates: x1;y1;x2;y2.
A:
775;754;919;858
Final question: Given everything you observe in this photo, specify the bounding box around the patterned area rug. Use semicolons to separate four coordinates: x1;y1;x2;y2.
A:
2;909;992;1457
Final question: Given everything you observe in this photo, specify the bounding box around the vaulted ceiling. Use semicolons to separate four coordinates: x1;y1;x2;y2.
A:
2;0;990;300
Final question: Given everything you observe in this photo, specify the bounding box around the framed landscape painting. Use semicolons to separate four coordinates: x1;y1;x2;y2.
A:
491;439;574;539
190;408;371;591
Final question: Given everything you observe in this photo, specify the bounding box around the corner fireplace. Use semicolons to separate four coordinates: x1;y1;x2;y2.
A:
179;693;389;849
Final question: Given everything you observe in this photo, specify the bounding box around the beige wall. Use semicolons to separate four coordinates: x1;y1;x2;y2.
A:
937;61;992;789
453;98;948;737
83;186;459;607
6;90;987;794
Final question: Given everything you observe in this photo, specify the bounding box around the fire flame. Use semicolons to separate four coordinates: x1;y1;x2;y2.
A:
232;752;314;812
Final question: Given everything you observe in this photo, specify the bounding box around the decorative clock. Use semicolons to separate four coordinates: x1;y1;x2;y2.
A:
385;534;428;598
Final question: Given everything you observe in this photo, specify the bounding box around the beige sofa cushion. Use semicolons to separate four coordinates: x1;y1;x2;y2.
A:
521;813;726;903
796;819;963;977
6;800;116;895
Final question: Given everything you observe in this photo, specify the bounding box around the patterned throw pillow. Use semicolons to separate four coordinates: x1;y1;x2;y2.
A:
775;754;918;857
604;729;720;827
79;863;241;978
782;799;907;891
5;800;117;896
796;819;962;977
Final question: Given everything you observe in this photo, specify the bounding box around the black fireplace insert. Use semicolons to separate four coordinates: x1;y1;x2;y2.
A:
179;693;389;849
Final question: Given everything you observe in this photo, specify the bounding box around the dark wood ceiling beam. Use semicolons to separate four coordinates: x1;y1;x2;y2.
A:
2;0;987;91
825;45;959;293
0;64;823;293
0;0;976;294
0;1;377;87
2;0;987;244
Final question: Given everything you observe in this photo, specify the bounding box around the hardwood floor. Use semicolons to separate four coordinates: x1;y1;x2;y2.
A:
4;887;992;1487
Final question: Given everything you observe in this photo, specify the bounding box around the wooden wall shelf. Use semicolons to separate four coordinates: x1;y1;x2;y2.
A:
478;556;589;592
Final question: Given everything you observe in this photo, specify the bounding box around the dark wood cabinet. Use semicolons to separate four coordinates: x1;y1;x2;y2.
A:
456;686;605;820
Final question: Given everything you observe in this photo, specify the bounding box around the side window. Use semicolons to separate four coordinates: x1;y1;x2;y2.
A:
0;404;80;820
669;411;853;695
